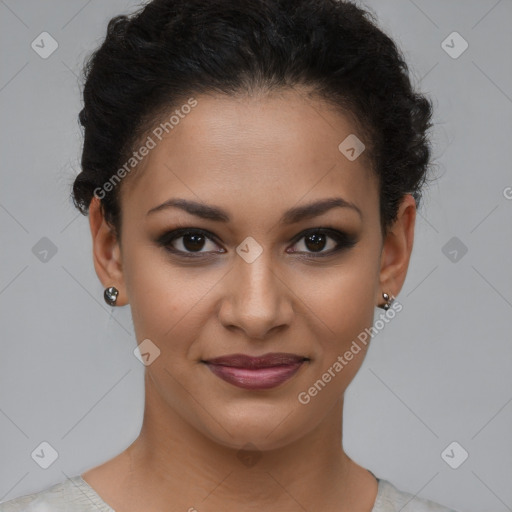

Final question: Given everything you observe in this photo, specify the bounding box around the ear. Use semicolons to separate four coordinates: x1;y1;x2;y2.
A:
89;196;127;306
376;194;416;305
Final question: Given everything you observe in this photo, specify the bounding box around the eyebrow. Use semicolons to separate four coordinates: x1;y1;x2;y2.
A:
146;197;362;223
281;197;362;223
147;198;230;222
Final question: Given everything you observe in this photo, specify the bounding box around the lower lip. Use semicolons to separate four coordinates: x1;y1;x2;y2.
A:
204;361;306;390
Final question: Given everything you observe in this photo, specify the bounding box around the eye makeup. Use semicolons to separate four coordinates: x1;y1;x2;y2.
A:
154;225;359;260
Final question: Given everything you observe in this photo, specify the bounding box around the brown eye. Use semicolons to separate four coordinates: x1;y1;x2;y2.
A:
303;232;329;252
157;228;224;257
180;232;207;252
288;228;357;257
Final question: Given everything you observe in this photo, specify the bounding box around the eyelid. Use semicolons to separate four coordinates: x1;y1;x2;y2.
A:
289;226;354;243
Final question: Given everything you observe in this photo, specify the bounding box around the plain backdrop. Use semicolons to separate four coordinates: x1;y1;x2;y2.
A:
0;1;511;511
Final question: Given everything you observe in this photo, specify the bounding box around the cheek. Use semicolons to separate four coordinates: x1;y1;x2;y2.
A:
122;245;219;347
304;258;378;338
298;255;379;395
294;270;377;409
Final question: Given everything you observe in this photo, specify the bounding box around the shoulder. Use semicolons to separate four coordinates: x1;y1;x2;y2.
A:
0;475;113;512
373;478;460;512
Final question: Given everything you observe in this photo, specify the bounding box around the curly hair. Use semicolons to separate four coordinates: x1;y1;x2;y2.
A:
72;0;436;239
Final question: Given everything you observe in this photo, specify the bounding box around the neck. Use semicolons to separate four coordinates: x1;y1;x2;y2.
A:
89;371;377;512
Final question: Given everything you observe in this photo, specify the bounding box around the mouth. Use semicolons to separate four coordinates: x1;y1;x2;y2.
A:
201;353;309;390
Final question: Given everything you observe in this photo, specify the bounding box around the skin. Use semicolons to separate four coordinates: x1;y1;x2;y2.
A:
83;88;416;512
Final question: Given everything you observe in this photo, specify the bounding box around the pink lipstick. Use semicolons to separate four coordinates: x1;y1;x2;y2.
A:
202;353;308;390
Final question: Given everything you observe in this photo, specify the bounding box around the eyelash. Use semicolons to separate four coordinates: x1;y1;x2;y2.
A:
156;226;357;259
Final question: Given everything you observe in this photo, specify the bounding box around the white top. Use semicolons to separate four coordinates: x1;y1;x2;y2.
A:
0;474;459;511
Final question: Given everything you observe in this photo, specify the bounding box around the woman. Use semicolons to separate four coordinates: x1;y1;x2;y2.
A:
0;0;459;510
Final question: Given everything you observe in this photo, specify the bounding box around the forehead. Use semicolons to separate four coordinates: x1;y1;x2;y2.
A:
120;90;378;223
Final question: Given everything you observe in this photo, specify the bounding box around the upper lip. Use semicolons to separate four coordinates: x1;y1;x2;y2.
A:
203;352;309;368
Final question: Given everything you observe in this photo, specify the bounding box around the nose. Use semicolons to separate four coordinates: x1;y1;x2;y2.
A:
217;251;294;340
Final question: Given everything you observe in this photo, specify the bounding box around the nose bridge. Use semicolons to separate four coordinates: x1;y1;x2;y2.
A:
219;248;291;339
240;253;278;306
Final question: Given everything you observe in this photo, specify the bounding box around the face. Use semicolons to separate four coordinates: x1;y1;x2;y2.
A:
91;88;414;451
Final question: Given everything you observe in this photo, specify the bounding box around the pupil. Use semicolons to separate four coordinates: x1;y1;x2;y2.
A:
184;233;205;252
305;233;326;252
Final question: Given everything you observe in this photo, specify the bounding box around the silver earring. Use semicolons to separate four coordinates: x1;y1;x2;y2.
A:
378;292;394;310
104;286;119;306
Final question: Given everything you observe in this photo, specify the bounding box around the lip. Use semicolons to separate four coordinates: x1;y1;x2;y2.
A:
202;352;309;390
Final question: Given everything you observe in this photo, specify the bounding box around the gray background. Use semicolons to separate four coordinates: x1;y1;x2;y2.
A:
0;0;511;510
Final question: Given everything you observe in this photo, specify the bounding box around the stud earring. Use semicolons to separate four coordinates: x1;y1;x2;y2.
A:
378;292;394;310
104;286;119;306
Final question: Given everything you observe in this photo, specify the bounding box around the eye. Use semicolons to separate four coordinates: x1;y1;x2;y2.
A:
287;228;357;257
156;226;357;259
157;228;225;257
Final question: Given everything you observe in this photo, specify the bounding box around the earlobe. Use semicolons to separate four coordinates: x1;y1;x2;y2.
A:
88;197;127;306
377;194;416;303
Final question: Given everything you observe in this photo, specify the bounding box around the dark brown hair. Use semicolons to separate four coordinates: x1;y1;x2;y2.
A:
72;0;436;238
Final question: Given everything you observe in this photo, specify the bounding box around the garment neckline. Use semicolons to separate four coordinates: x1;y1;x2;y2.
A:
77;472;385;511
76;475;116;511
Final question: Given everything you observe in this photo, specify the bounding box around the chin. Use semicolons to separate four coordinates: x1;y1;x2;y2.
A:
197;409;308;452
